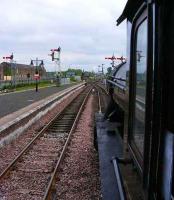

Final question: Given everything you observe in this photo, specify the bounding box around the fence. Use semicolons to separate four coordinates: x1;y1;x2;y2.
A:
0;77;55;90
0;76;76;90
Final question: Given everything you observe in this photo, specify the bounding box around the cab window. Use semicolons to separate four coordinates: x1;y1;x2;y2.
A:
132;19;147;155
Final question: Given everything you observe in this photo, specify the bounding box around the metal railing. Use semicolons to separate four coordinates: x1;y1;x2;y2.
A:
111;157;127;200
107;79;126;91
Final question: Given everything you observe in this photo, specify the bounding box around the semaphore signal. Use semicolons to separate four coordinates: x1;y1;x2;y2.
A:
3;53;13;60
105;54;126;68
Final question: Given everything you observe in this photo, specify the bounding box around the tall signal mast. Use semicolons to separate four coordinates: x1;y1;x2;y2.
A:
49;47;61;76
105;54;117;68
98;64;104;74
105;54;126;68
3;53;13;61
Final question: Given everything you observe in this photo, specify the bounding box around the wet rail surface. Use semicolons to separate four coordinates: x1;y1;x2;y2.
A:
0;86;91;200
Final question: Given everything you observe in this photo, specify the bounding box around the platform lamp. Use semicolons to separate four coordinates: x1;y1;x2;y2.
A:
30;58;44;92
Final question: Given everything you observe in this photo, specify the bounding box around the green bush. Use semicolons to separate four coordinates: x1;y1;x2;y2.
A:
70;77;77;82
2;84;15;90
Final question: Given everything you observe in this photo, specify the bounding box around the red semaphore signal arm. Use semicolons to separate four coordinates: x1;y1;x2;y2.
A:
3;53;13;60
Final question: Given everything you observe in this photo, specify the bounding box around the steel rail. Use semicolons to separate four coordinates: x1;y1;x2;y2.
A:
0;86;87;180
97;90;102;113
96;83;109;95
92;85;101;113
43;87;92;200
0;83;85;139
94;84;108;113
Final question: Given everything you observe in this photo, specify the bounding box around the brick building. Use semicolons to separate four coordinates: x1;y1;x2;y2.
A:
0;62;46;80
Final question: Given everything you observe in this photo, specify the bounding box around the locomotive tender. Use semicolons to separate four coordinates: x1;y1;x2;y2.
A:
105;0;174;199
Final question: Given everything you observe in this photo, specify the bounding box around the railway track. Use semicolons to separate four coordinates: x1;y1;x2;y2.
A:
95;84;109;113
0;83;85;147
0;86;92;200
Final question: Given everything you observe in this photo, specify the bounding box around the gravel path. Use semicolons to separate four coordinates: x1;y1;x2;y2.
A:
56;95;101;200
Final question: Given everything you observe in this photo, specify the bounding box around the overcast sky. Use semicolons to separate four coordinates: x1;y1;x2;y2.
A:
0;0;127;72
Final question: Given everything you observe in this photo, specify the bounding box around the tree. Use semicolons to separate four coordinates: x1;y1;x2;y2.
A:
67;68;82;76
107;67;112;75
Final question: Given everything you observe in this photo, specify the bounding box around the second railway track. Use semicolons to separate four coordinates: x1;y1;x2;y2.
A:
0;85;92;200
95;84;109;113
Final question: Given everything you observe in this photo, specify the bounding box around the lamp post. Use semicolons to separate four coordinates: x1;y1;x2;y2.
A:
30;58;44;92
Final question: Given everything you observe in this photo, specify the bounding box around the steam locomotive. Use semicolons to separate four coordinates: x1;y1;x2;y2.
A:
105;0;174;199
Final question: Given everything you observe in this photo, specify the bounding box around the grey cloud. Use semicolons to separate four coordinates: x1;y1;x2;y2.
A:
0;0;127;72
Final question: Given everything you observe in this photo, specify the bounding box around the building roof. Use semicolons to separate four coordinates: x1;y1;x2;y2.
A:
0;62;46;72
0;62;33;69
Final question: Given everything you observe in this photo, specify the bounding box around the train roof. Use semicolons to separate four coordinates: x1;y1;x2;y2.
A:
117;0;146;25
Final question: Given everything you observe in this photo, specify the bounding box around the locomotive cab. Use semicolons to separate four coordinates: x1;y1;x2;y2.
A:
102;0;174;199
115;0;174;199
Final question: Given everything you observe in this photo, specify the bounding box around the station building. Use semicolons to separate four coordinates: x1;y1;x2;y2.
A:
0;62;46;80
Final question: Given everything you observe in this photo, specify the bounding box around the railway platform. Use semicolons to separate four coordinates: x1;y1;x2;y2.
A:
0;83;78;118
0;83;84;147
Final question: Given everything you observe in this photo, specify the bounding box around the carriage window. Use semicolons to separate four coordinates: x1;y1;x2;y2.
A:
132;19;147;155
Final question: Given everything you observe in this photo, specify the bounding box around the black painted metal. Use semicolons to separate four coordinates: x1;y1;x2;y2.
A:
111;157;127;200
109;0;174;199
128;6;147;173
116;0;145;25
96;113;123;200
142;2;154;190
154;1;174;199
107;80;126;91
